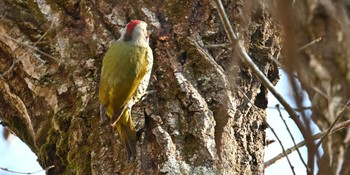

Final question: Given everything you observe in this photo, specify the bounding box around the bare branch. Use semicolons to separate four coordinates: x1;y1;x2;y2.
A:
212;1;322;173
265;119;350;167
267;122;296;175
33;23;54;47
0;165;54;174
288;69;317;174
316;100;350;148
231;81;296;175
211;0;238;44
267;105;312;112
312;87;350;112
212;0;314;163
276;104;308;169
0;58;20;78
0;33;59;63
297;37;322;52
204;43;231;48
204;36;322;51
0;26;54;73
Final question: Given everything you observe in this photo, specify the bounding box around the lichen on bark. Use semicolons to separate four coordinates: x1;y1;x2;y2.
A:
0;0;281;174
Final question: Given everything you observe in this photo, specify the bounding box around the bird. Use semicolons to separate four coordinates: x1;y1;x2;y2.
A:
99;20;153;161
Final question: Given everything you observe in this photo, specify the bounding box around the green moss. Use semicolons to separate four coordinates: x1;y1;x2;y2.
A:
38;111;72;171
38;124;72;174
66;145;91;174
39;129;59;166
56;133;70;164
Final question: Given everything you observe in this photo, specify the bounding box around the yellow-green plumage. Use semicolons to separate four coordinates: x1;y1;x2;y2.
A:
99;41;148;160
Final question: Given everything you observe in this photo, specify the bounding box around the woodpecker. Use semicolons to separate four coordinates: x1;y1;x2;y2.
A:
99;20;153;161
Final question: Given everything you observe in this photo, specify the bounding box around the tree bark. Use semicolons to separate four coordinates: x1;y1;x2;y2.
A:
280;1;350;174
0;0;280;174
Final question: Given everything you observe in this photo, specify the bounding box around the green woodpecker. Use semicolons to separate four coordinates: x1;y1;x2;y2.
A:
99;20;153;161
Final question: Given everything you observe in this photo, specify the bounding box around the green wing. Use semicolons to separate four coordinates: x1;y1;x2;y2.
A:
99;42;148;121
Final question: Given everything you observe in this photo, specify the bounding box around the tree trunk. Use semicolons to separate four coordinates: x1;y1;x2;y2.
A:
290;1;350;175
0;0;280;174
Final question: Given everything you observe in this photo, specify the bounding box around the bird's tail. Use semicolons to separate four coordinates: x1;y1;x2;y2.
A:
115;109;136;161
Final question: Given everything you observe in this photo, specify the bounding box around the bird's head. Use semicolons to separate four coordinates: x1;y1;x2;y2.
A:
119;20;149;47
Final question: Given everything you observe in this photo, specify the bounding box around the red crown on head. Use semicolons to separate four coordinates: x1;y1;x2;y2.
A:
124;20;142;41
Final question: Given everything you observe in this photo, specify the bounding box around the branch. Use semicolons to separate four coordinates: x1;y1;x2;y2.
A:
316;100;350;148
265;118;350;167
312;86;350;112
211;0;238;44
204;37;322;51
212;1;321;173
276;104;308;169
297;37;322;52
212;0;313;160
230;81;296;175
204;43;231;48
0;33;59;63
0;165;54;174
0;58;20;78
267;105;312;112
0;28;55;75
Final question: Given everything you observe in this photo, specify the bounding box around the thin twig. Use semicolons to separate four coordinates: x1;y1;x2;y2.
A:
268;54;283;68
267;121;296;175
231;81;295;175
205;36;321;51
265;118;350;167
276;104;308;169
267;105;312;112
212;0;238;43
266;139;276;145
0;58;20;78
190;37;294;171
315;100;350;148
212;1;318;173
0;165;54;174
212;0;312;160
288;71;316;174
0;31;51;76
33;23;54;47
31;23;54;64
0;34;59;63
312;86;350;112
297;37;322;52
191;36;295;172
204;43;231;48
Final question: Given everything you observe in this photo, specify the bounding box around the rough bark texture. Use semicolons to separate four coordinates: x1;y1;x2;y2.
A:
0;0;280;174
284;1;350;175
